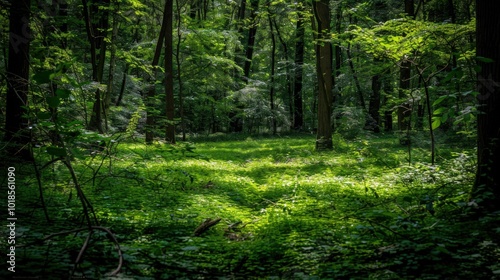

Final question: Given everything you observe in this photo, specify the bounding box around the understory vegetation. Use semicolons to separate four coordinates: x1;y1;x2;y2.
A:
3;133;500;279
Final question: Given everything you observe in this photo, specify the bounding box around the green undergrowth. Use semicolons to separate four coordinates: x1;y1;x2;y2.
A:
3;132;500;279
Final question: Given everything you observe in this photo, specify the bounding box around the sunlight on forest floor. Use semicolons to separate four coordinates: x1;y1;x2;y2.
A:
7;133;500;279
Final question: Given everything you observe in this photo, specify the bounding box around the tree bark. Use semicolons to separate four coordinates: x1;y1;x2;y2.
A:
313;0;334;150
472;1;500;211
4;0;32;160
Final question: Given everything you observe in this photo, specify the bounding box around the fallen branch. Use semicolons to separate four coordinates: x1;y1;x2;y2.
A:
193;218;221;236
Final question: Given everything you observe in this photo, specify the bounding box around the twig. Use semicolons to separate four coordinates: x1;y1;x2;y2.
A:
40;226;123;276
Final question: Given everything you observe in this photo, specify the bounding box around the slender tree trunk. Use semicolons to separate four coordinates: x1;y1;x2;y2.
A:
366;67;381;133
165;0;175;144
272;19;292;130
415;75;424;130
236;0;247;33
104;1;120;131
313;0;334;150
334;3;342;100
398;0;414;133
4;0;32;160
398;60;412;132
176;0;186;141
346;16;365;111
346;40;365;109
293;2;305;131
268;10;277;135
84;0;110;133
472;0;500;211
242;0;259;81
115;65;128;106
383;78;393;131
145;2;168;143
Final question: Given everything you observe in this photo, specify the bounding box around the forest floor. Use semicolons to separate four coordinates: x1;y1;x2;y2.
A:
4;132;500;279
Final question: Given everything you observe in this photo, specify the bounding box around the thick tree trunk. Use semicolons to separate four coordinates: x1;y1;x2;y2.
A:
472;1;500;211
4;0;32;160
293;3;305;131
313;0;333;150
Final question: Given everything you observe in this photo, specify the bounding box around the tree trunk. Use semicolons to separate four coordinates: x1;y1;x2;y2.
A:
4;0;32;160
176;0;186;141
104;1;120;131
83;0;110;133
242;0;259;81
472;1;500;211
115;65;128;106
366;69;381;133
397;0;414;133
145;1;168;144
313;0;334;151
346;16;365;111
272;19;293;131
268;10;277;135
165;0;175;144
293;2;305;131
334;3;342;100
383;78;393;131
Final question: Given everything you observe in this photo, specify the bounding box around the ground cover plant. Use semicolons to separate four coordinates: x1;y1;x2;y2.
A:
2;132;499;279
3;1;500;279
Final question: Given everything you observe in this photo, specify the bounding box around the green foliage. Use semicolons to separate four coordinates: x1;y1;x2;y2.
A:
10;134;499;279
333;106;366;139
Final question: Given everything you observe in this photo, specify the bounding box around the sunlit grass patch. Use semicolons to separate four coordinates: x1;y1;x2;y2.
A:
13;132;491;279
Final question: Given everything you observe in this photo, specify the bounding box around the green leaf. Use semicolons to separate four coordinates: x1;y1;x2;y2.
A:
46;96;61;109
33;70;53;84
432;96;447;106
37;112;52;120
56;89;71;99
46;146;67;157
433;107;445;115
441;113;449;123
476;56;494;63
432;118;441;130
181;246;199;251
